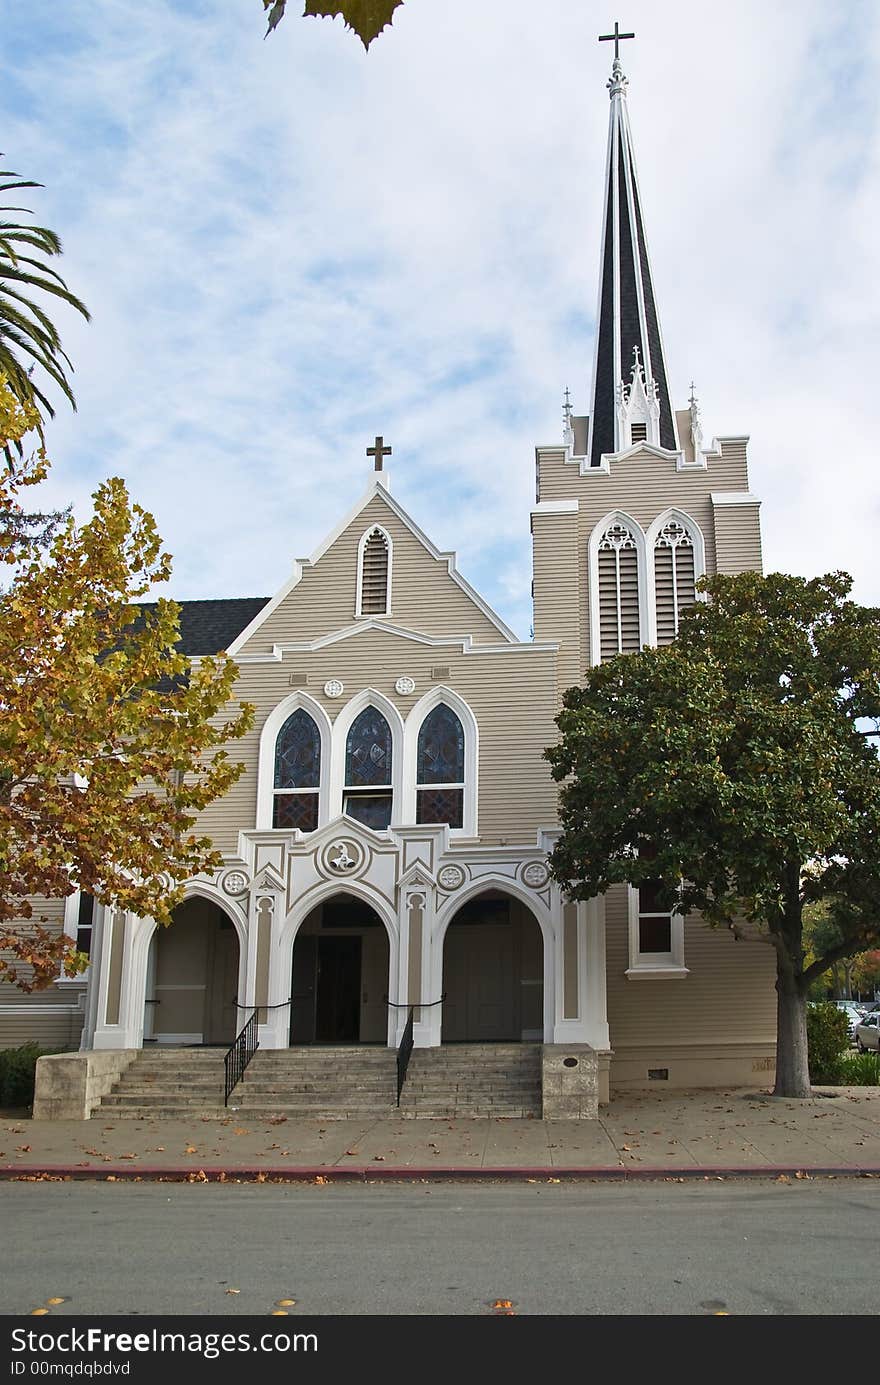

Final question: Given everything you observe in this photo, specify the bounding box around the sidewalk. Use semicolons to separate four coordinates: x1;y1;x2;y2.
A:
4;1086;880;1181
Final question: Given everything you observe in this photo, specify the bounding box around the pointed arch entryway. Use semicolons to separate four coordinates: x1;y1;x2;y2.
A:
143;896;242;1045
440;888;545;1042
288;892;392;1045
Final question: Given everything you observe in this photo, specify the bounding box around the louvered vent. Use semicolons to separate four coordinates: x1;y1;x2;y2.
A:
630;422;647;443
654;521;695;644
360;529;389;614
597;523;640;660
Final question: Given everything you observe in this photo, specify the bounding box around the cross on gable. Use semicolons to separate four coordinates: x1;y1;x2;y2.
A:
367;435;392;472
599;20;635;61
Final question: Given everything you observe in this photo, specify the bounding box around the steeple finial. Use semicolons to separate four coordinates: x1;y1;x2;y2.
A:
563;386;574;450
599;21;635;96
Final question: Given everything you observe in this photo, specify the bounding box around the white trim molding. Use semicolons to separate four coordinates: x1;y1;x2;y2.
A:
329;688;406;824
644;507;707;643
710;491;761;506
587;509;649;666
355;523;393;619
256;691;332;831
401;685;479;838
625;884;688;979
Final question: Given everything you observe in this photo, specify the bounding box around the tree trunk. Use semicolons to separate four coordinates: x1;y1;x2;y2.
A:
773;970;811;1098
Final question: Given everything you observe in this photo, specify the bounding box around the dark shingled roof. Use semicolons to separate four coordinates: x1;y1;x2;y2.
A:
138;597;270;655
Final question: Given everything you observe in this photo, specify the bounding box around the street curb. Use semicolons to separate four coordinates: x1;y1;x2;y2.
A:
2;1163;880;1183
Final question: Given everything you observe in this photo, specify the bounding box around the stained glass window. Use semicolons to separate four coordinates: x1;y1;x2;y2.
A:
273;708;320;831
416;704;464;828
417;704;464;786
345;708;392;787
417;788;463;828
274;709;320;789
273;793;319;831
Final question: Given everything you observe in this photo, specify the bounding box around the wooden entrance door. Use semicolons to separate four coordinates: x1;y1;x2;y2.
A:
205;922;239;1045
290;935;363;1043
442;922;518;1041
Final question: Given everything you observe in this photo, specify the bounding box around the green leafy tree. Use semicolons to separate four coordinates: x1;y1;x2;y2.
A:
546;570;880;1099
1;165;90;455
263;0;404;48
0;386;254;990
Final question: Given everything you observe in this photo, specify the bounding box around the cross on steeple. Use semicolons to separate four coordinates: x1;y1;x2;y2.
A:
598;20;635;63
367;435;392;472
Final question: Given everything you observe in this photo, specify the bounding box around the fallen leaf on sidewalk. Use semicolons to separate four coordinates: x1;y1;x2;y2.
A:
119;1153;138;1160
775;1174;791;1183
233;1128;248;1136
344;1149;359;1156
372;1154;385;1161
184;1145;197;1154
225;1288;240;1295
314;1175;327;1185
17;1145;31;1152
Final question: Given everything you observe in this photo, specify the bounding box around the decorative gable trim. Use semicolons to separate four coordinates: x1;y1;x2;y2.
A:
228;479;517;657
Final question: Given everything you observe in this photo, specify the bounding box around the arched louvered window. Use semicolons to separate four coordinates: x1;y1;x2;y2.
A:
273;708;320;830
416;704;465;828
654;520;696;644
597;521;641;659
344;706;393;829
358;527;390;615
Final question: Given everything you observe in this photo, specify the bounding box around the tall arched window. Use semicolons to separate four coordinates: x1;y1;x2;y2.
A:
597;520;641;659
358;527;391;615
344;706;393;829
417;704;464;828
654;520;696;643
273;708;320;830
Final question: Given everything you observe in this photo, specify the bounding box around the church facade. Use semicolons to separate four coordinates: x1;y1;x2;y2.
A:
3;46;777;1106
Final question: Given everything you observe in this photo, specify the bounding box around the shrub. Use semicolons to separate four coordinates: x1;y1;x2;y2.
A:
806;1001;850;1084
839;1051;880;1087
0;1043;65;1107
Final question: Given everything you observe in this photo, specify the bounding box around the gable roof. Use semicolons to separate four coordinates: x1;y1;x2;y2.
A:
227;478;518;657
138;597;270;656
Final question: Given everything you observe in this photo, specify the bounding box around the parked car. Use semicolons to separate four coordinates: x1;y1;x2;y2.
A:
834;1000;867;1038
855;1014;880;1052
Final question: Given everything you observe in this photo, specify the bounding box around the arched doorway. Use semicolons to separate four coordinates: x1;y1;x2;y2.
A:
144;897;241;1045
441;890;544;1042
289;893;390;1044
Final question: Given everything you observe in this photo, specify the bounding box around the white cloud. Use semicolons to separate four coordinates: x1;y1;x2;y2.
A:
5;0;880;642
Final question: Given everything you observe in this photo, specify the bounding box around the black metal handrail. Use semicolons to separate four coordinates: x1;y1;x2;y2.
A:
387;995;445;1105
224;1009;259;1106
396;1006;414;1106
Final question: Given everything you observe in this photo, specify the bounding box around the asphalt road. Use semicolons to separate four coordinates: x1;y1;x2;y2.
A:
4;1180;879;1316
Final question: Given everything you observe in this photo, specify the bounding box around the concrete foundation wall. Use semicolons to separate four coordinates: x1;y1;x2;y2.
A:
609;1043;776;1093
32;1050;136;1121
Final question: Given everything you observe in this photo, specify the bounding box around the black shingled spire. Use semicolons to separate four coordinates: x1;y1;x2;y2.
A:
587;49;678;466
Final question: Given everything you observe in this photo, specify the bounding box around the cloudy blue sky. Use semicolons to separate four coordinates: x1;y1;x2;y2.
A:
3;0;879;639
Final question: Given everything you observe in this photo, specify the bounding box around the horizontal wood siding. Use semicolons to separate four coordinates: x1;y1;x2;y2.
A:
0;1008;84;1051
604;884;777;1046
531;511;582;695
712;502;763;575
239;495;507;652
199;629;560;851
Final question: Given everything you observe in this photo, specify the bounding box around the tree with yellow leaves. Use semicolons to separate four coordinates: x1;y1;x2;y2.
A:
0;382;254;989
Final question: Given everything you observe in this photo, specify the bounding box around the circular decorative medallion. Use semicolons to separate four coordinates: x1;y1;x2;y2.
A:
221;869;250;896
323;679;344;698
319;837;366;877
521;861;550;889
395;676;416;696
438;864;466;891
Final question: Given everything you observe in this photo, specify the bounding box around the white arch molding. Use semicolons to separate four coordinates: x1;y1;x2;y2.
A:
329;688;406;824
276;878;401;1048
133;883;248;1049
355;523;393;618
429;876;556;1047
402;685;479;837
256;690;333;831
587;509;650;666
644;507;706;642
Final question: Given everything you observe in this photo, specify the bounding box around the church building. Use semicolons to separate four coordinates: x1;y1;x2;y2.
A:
8;36;778;1119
